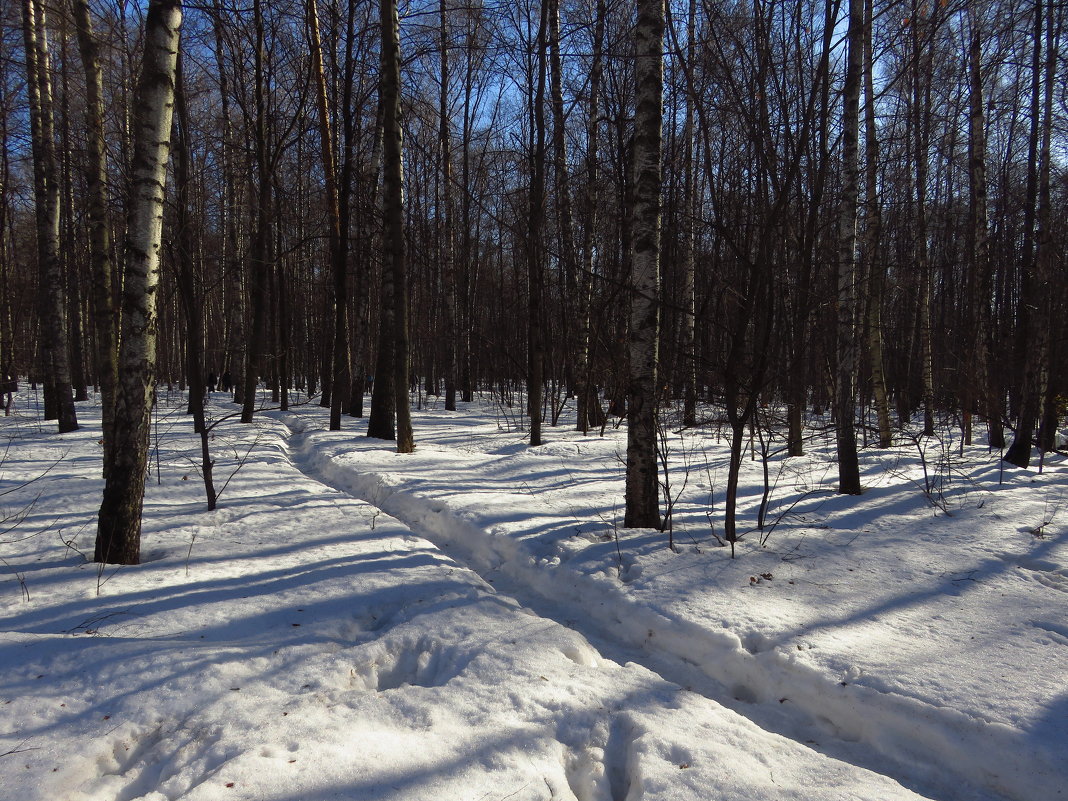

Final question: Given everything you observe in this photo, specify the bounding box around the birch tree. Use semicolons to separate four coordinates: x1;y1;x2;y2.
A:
624;0;664;529
95;0;182;565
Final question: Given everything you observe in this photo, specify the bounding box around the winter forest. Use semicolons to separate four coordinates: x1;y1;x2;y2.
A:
1;0;1067;799
2;0;1067;541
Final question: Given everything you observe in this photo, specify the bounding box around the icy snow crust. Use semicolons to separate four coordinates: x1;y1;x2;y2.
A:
0;391;1064;801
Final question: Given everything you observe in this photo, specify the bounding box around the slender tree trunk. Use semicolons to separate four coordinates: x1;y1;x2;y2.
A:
527;1;548;447
241;0;272;424
785;0;838;457
22;0;78;434
438;0;459;412
307;0;349;431
355;98;385;420
835;0;863;495
1006;0;1056;465
379;0;413;452
862;0;891;449
0;73;12;385
548;0;580;416
57;27;88;405
966;0;1002;449
96;0;181;564
575;0;607;434
174;53;216;509
911;8;935;438
624;0;664;529
338;0;360;418
458;30;476;405
72;0;118;473
210;2;244;405
367;112;397;441
1008;0;1043;425
1031;0;1057;457
678;0;698;429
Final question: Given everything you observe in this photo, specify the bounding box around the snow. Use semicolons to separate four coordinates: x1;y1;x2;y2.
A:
1;388;1065;801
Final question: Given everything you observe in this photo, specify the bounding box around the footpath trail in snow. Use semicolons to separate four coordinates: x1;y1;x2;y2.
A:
280;403;1066;801
2;395;949;801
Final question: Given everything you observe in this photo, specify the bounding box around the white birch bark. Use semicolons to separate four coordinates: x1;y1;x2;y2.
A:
95;0;182;565
624;0;664;528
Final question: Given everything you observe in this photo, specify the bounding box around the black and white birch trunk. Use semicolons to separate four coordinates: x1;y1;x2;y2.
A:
624;0;664;529
95;0;182;564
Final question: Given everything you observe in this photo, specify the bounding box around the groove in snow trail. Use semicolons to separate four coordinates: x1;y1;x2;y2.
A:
281;416;1053;801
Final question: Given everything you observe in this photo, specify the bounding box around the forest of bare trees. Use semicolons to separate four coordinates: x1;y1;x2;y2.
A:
0;0;1065;562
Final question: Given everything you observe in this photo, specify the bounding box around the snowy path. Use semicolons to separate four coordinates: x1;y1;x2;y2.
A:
1;402;941;801
2;396;1063;801
282;412;1060;801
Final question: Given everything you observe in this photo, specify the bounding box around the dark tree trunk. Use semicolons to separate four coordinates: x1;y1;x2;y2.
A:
835;0;863;495
22;0;78;434
174;53;216;509
375;0;413;452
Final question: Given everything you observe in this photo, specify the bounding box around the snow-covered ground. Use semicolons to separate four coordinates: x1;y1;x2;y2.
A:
0;388;1064;801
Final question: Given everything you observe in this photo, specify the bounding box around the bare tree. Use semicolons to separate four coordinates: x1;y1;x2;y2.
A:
307;0;349;431
862;0;892;449
71;0;116;463
439;0;459;412
95;0;182;565
624;0;665;529
240;0;274;424
173;51;217;509
965;0;1001;449
1006;0;1058;466
527;0;548;447
835;0;863;495
574;0;608;435
22;0;78;433
377;0;413;452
